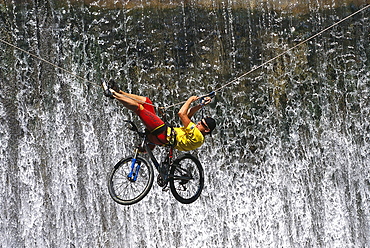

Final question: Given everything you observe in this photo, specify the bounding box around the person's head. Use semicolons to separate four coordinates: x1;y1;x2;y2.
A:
196;116;216;135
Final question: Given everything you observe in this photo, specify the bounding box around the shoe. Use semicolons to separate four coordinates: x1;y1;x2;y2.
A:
102;81;114;99
107;80;120;93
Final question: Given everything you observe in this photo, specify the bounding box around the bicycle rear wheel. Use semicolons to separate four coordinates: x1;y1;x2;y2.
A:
169;154;204;204
108;156;154;205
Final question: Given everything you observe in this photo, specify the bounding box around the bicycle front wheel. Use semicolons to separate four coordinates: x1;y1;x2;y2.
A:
169;154;204;204
108;156;154;205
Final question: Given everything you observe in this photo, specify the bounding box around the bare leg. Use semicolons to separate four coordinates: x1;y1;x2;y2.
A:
112;90;145;112
118;91;147;103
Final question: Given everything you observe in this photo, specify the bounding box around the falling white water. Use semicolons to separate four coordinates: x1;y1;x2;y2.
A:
0;1;369;247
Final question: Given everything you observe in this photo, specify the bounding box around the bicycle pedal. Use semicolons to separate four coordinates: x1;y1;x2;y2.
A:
162;185;170;192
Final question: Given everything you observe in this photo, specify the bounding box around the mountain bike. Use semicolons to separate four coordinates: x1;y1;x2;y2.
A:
107;120;204;205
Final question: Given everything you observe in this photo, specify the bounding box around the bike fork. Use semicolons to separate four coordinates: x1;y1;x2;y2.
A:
127;158;141;182
127;144;144;182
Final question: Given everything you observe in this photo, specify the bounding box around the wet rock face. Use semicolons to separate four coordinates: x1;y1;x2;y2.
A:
0;1;369;247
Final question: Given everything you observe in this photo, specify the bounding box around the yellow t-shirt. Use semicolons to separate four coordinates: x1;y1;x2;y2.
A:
168;122;204;151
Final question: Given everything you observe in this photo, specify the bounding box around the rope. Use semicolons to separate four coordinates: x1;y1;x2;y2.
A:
0;38;101;88
210;4;370;95
1;4;369;110
0;37;151;105
163;4;370;109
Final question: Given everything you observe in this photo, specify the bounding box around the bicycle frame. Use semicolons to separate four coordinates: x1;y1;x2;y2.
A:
127;129;173;182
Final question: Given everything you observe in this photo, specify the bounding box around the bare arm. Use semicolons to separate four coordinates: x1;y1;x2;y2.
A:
187;104;202;119
178;96;212;127
187;96;212;118
178;96;199;127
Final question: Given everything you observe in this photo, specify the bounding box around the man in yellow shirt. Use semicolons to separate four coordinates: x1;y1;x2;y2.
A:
103;82;216;151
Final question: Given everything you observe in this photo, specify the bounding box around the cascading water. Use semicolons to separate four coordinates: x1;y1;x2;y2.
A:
0;0;369;247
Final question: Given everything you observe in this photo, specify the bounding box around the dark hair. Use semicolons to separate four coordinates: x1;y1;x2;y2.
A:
204;117;216;135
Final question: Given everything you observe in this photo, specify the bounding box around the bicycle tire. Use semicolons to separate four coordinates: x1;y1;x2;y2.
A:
108;156;154;205
169;154;204;204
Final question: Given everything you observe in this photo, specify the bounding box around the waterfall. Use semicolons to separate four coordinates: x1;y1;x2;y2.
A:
0;1;369;247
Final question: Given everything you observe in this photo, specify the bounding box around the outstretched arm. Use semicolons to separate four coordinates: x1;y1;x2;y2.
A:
178;96;212;127
187;96;212;118
178;96;198;127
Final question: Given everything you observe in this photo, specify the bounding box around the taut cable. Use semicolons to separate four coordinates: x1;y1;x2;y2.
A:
1;4;369;110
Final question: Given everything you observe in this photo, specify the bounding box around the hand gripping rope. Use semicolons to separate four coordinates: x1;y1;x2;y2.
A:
199;91;216;118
